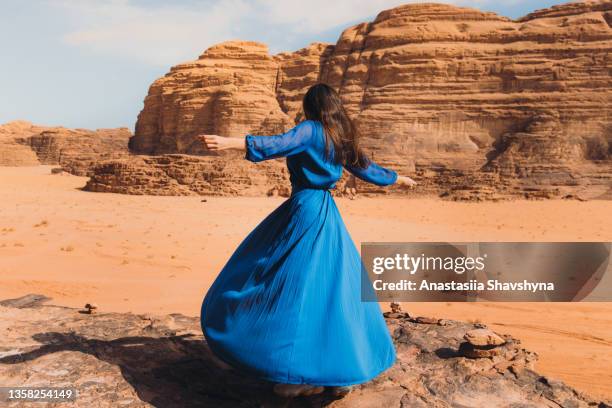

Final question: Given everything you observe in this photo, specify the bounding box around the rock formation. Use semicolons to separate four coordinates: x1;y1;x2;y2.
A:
88;1;607;199
0;121;45;166
0;294;607;407
0;121;131;176
323;1;612;199
130;42;294;155
84;153;290;196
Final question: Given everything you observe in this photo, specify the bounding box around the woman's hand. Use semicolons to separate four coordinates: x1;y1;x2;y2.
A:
198;135;245;151
396;175;418;188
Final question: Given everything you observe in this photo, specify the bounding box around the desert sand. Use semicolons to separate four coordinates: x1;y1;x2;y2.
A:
0;166;611;399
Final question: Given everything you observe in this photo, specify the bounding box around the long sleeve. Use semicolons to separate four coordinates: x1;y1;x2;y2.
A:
245;121;314;162
345;160;397;186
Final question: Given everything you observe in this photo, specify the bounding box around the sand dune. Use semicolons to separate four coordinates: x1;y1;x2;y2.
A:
0;166;610;399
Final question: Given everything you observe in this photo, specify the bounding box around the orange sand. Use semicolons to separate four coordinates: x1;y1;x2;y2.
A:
0;166;611;399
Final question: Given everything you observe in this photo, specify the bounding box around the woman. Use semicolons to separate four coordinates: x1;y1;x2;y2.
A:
199;83;417;398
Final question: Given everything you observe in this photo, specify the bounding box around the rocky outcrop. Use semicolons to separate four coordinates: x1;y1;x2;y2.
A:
130;41;294;155
321;1;612;199
26;127;132;177
114;1;611;199
0;121;132;176
0;121;43;166
84;153;290;196
0;294;606;407
82;153;370;197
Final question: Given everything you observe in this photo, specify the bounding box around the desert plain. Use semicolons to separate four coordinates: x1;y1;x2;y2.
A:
0;165;610;399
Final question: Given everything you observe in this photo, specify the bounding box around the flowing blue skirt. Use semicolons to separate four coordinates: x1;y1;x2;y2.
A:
200;188;396;386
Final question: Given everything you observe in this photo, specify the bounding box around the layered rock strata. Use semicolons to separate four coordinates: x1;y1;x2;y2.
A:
0;121;131;176
91;1;612;199
84;153;290;196
0;121;44;166
130;42;294;155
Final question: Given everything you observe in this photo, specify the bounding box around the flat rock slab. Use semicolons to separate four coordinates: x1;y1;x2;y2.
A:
0;294;607;407
0;294;51;309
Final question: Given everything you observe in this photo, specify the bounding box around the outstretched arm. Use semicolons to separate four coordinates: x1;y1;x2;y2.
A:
199;135;245;151
345;161;397;186
345;160;417;188
199;121;313;162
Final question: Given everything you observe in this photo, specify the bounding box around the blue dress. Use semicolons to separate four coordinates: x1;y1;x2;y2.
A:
201;120;397;386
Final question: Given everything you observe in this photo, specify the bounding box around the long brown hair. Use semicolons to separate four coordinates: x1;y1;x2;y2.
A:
303;83;368;168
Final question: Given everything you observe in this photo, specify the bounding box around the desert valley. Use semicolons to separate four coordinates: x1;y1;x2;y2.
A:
1;1;611;406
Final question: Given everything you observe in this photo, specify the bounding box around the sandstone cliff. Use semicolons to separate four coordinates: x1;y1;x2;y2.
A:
0;120;131;176
100;1;610;199
0;294;607;407
0;121;46;166
130;42;294;155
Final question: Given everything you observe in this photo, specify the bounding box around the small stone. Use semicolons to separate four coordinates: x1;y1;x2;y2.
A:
413;316;439;325
464;328;506;347
83;303;98;314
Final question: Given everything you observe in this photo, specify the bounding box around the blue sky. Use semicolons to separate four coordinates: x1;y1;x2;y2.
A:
1;0;564;130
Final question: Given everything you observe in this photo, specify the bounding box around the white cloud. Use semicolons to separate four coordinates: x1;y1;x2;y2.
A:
256;0;416;32
51;0;537;67
54;0;252;65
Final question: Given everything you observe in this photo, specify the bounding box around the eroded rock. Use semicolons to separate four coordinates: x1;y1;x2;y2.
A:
464;328;506;347
0;120;131;176
83;154;290;196
101;1;612;200
0;295;606;407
